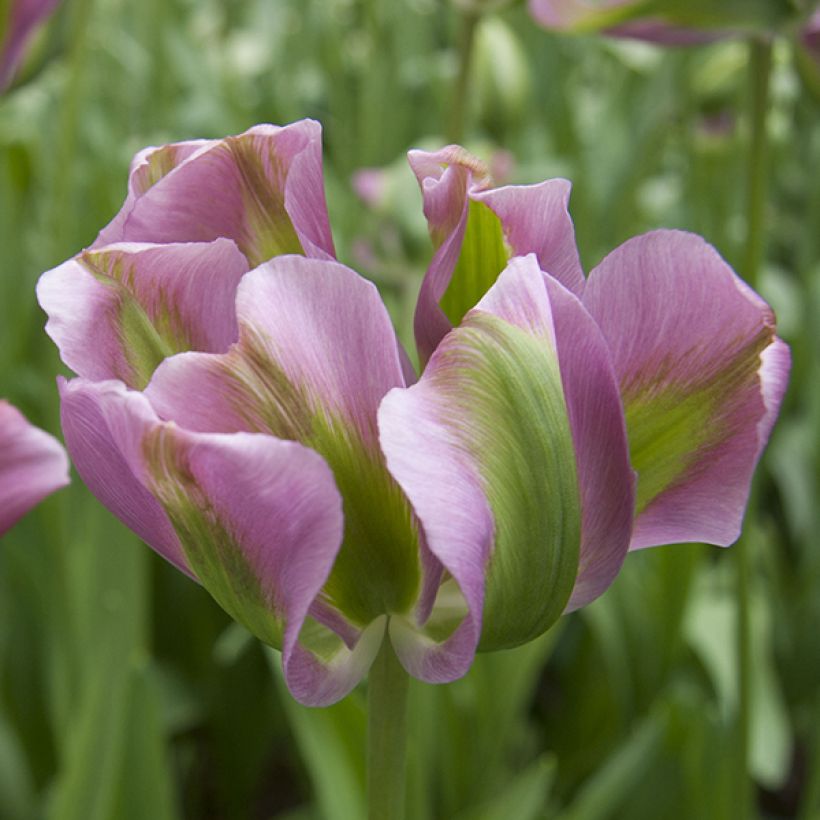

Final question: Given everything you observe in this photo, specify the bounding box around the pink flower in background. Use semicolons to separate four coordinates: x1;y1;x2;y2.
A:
528;0;725;44
0;0;61;91
38;121;789;706
0;400;69;535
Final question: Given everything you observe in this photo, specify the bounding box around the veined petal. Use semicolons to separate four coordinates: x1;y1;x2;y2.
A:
60;377;372;705
59;378;191;575
582;230;790;548
146;256;422;630
474;181;584;294
409;146;583;365
0;400;69;535
94;120;335;267
37;239;248;389
379;256;583;674
538;274;635;611
94;139;210;247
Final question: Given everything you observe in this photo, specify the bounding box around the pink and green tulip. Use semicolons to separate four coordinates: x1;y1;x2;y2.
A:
528;0;803;44
0;0;61;91
37;122;789;707
0;400;69;535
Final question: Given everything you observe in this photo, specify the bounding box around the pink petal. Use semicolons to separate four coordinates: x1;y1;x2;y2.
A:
470;256;634;609
0;399;69;534
474;181;585;294
60;377;376;705
94;140;211;247
409;146;583;364
147;255;407;446
94;121;335;267
58;378;191;574
146;256;422;632
37;239;248;389
380;256;600;675
541;274;635;610
581;230;790;549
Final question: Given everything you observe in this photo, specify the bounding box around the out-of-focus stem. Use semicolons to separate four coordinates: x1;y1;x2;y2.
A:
447;8;480;144
736;35;773;820
51;0;95;260
367;629;409;820
743;37;773;289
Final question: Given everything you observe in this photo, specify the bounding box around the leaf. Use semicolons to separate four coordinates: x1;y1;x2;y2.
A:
555;709;667;820
454;754;556;820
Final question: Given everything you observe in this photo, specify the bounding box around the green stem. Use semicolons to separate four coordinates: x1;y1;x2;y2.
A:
447;9;480;144
743;37;773;289
367;630;410;820
735;35;773;820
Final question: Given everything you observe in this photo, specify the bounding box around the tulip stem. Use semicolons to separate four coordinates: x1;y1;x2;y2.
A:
447;8;480;144
367;629;409;820
743;36;773;290
735;35;773;820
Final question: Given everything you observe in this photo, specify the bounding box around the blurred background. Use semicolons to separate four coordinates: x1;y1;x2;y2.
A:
1;0;818;818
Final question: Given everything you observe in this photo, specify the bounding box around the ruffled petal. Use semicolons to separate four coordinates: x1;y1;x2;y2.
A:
94;120;335;267
409;146;583;365
37;239;248;389
0;400;69;534
146;256;422;630
379;255;583;678
94;139;210;247
474;181;584;294
581;230;790;548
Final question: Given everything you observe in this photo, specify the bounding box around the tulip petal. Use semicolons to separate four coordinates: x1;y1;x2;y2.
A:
37;239;248;389
60;377;374;705
146;256;422;629
95;120;335;267
538;275;635;611
474;181;584;295
582;230;790;548
409;146;584;364
379;255;582;675
94;139;210;247
59;378;191;575
0;400;69;535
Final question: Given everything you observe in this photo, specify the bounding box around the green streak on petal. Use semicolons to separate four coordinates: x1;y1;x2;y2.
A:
624;327;773;516
311;415;421;627
144;427;285;649
440;200;509;327
216;332;421;626
133;144;185;196
225;135;304;267
81;251;193;389
437;313;581;650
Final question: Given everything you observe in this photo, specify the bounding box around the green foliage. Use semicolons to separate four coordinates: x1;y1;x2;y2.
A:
1;0;817;817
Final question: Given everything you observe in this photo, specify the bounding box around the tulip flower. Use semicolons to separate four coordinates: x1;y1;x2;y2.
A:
0;0;61;92
38;120;336;391
528;0;804;44
0;400;69;535
37;122;789;710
